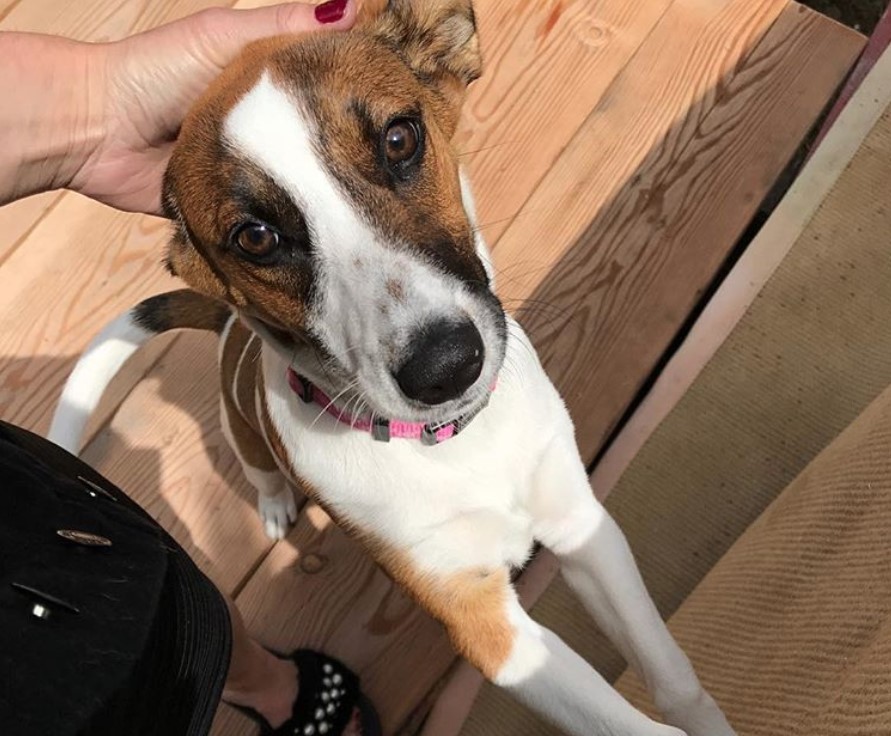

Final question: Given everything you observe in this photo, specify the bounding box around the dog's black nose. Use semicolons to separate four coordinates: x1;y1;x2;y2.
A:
395;319;485;405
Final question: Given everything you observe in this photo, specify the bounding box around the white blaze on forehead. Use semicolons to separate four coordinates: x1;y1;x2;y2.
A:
223;72;365;247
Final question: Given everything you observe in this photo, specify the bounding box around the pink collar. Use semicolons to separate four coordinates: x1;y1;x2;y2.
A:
286;368;487;445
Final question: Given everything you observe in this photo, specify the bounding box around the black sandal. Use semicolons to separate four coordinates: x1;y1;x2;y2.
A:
228;649;382;736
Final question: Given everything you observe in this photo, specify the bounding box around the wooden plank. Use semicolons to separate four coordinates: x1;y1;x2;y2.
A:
0;195;179;434
82;333;274;595
2;0;224;38
492;0;864;464
592;29;891;498
0;192;62;263
0;0;21;22
456;0;675;245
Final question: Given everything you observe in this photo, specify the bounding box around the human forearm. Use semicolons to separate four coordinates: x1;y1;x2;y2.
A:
0;32;106;206
0;2;354;215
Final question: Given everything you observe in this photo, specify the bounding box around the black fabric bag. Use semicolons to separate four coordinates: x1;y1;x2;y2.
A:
0;422;231;736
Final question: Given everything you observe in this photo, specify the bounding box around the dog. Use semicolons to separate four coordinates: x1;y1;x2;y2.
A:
48;2;735;734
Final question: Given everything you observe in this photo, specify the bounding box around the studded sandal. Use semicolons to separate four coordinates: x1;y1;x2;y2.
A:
232;649;382;736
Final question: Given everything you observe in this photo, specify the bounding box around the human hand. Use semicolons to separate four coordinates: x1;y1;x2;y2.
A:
68;1;356;216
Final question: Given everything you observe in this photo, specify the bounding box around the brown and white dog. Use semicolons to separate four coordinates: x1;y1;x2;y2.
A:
49;2;734;734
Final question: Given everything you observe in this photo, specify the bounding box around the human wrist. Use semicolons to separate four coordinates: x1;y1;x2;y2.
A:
0;33;108;205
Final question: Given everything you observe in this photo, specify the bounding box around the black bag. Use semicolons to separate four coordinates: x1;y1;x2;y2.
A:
0;422;231;736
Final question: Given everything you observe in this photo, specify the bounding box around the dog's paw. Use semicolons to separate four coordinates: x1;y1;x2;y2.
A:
258;488;298;540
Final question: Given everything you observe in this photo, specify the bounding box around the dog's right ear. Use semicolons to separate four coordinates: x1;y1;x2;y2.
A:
369;0;482;96
160;172;184;278
160;166;230;301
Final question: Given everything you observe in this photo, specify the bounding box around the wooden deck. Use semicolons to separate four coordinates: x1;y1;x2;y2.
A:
0;1;863;734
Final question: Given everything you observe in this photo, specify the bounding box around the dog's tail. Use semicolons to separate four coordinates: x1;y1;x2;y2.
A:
48;290;232;455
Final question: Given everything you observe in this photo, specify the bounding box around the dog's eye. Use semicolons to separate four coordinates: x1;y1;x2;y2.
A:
234;224;280;259
383;118;423;173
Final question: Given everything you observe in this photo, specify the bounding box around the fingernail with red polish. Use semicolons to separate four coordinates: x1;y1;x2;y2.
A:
315;0;348;24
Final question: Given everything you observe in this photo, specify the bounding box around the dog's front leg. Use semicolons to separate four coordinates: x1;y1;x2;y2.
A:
399;565;684;736
219;395;298;540
527;434;735;736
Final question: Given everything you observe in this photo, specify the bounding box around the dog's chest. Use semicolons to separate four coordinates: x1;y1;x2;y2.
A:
257;330;564;574
270;389;542;572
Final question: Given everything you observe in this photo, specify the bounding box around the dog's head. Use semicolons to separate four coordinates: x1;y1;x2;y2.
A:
163;0;506;424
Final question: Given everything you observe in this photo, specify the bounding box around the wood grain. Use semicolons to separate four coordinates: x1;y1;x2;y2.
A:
0;195;179;434
0;192;62;263
0;0;22;23
456;0;675;245
2;0;226;38
591;31;891;500
493;0;864;464
81;333;274;595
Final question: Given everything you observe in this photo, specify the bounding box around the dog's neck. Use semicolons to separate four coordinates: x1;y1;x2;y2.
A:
261;333;492;445
285;339;362;414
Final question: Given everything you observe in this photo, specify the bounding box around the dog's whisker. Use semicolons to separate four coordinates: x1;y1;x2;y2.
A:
455;139;517;158
308;379;360;430
472;213;521;233
502;298;571;321
472;203;550;235
344;393;364;429
505;324;540;365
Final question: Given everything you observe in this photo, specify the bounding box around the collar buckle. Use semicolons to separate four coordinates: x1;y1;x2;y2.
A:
372;417;391;443
422;422;454;446
297;375;314;403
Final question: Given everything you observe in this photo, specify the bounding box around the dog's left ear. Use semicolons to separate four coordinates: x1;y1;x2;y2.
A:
373;0;482;91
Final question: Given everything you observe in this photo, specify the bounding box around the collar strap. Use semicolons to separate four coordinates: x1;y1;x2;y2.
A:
286;368;487;445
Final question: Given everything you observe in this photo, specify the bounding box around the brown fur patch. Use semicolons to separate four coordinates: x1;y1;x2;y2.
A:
373;1;482;87
257;369;301;482
377;553;515;679
133;290;231;335
386;278;406;302
164;33;318;337
220;321;278;472
347;525;516;679
357;0;389;25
